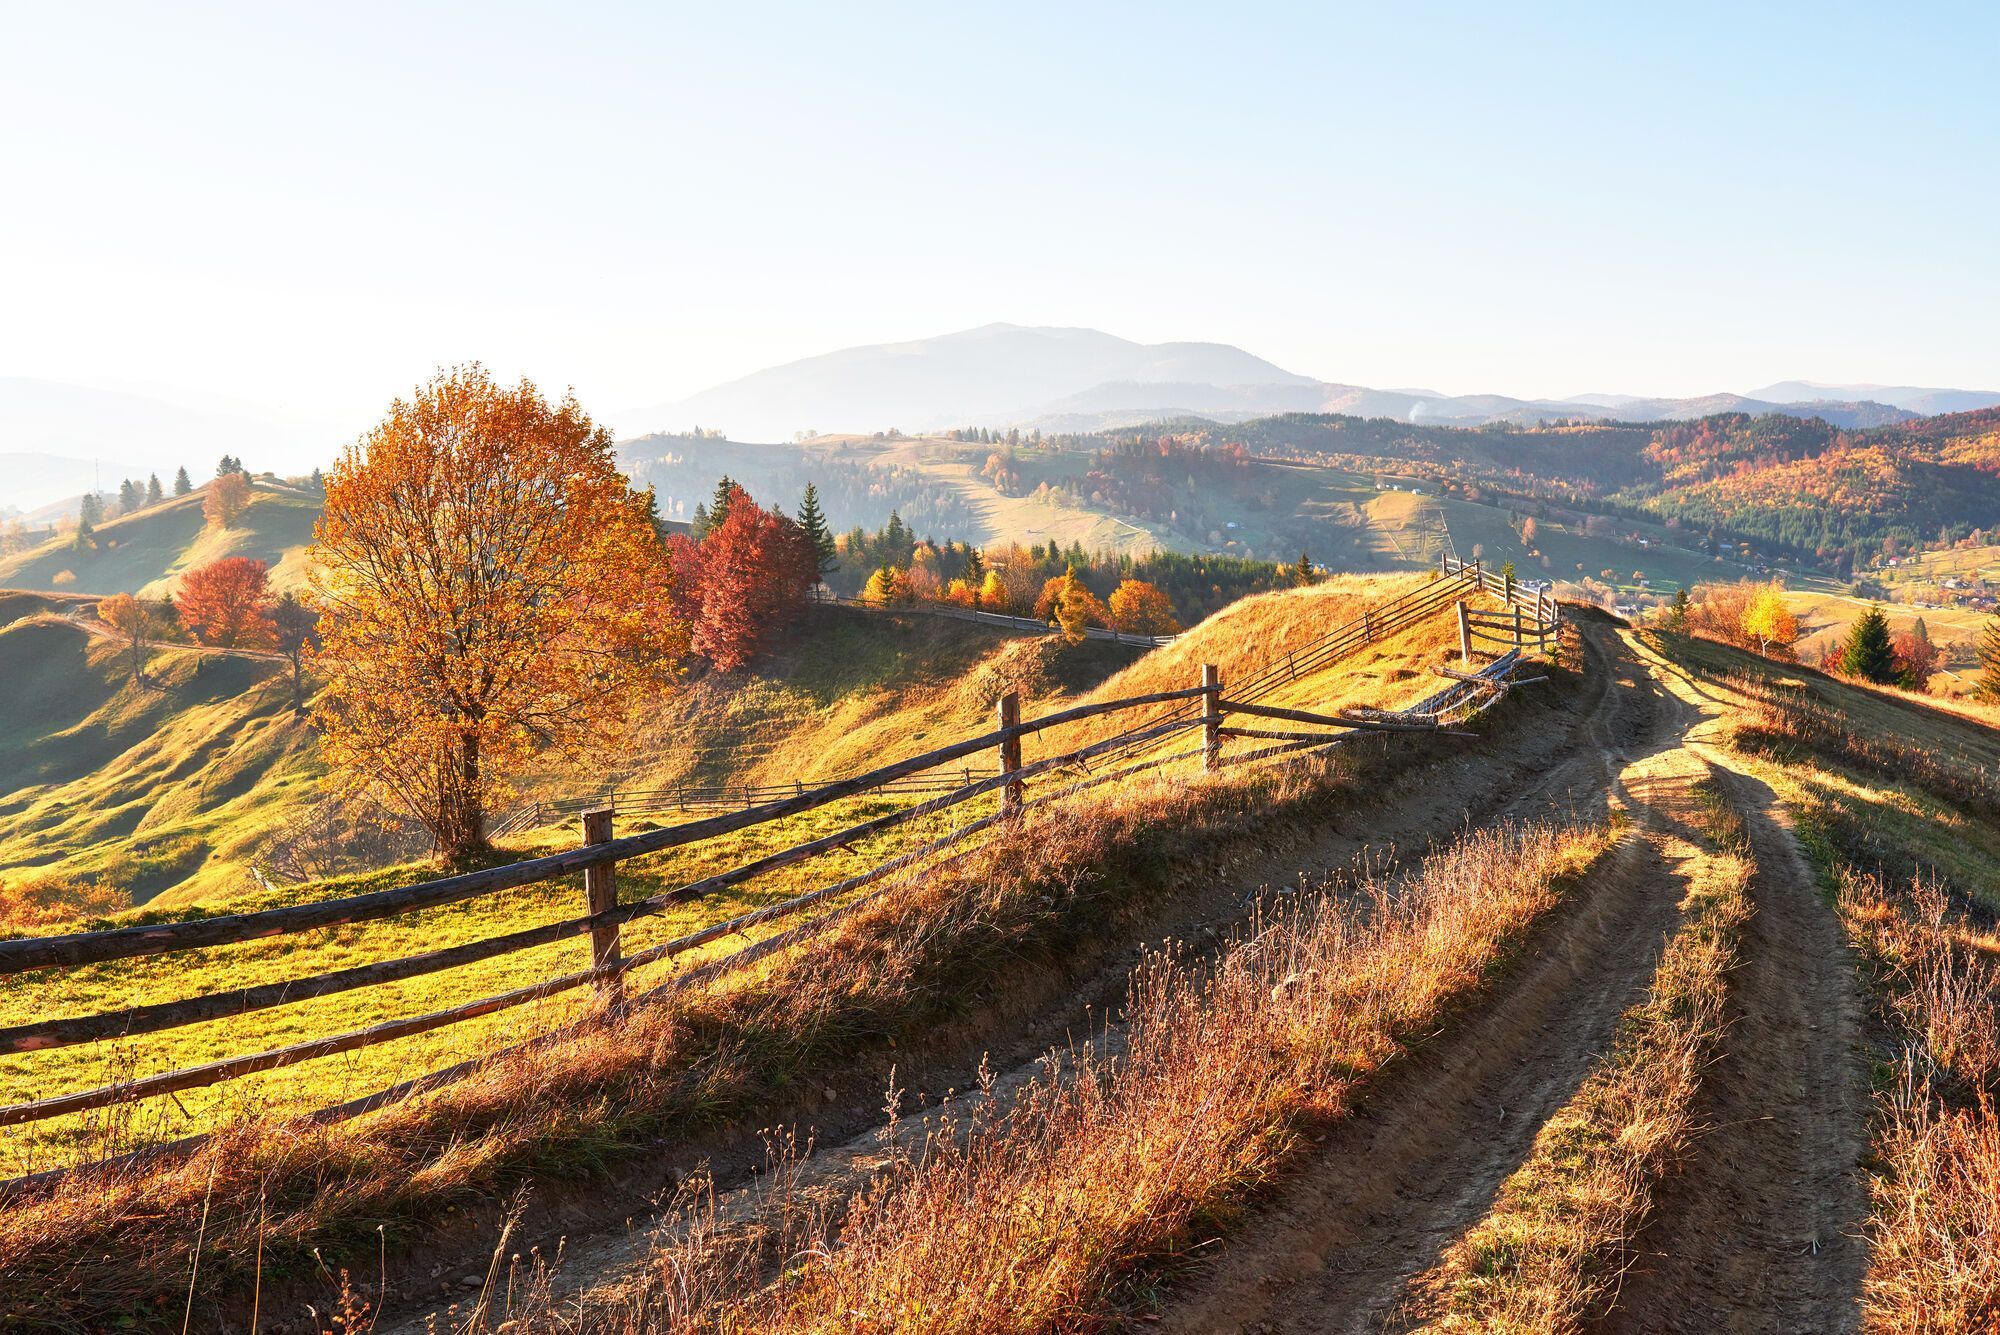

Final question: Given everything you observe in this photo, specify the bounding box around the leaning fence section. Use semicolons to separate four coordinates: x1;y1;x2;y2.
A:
0;563;1559;1180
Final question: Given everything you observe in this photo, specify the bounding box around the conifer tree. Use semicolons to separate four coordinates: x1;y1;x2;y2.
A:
1664;587;1691;634
796;482;836;577
1838;606;1898;684
1978;616;2000;702
173;466;193;496
145;473;164;505
705;475;742;534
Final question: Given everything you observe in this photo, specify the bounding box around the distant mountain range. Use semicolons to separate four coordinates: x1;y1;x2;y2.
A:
617;324;2000;441
10;330;2000;515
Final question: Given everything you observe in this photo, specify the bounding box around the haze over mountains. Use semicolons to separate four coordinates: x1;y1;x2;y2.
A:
0;378;323;512
617;324;2000;440
9;326;2000;514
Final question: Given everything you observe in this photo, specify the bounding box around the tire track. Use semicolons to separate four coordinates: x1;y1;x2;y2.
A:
1589;761;1870;1334
1155;628;1695;1334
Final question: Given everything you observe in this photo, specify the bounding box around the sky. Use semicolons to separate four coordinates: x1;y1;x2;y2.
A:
4;1;1998;443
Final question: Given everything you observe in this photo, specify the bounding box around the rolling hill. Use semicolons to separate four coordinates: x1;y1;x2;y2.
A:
0;610;320;906
0;479;321;597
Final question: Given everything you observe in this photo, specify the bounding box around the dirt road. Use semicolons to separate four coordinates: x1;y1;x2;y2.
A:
1153;627;1871;1334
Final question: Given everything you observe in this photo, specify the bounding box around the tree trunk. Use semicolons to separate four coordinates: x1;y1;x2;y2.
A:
437;732;486;861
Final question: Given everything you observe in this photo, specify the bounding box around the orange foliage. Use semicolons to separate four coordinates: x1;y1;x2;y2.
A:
308;365;684;857
1107;579;1179;636
0;873;125;934
203;472;252;527
176;557;276;649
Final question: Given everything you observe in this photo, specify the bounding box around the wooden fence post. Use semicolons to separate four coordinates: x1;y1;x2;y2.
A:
998;692;1023;815
581;808;623;1008
1513;604;1523;649
1202;664;1222;772
1457;600;1473;666
1504;568;1515;602
1362;609;1373;641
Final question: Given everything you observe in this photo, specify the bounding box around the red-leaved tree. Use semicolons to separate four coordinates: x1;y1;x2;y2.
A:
674;492;818;670
177;556;277;648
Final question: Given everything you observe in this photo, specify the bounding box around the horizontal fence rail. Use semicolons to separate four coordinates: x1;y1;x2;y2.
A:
0;563;1559;1174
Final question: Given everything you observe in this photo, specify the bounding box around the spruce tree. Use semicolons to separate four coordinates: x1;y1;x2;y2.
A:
691;503;710;539
78;492;102;526
705;475;741;536
173;466;193;496
118;478;142;514
796;483;836;577
1975;615;2000;702
145;473;164;505
1664;587;1691;634
1838;606;1898;684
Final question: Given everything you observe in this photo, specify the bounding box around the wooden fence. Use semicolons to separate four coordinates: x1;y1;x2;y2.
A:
508;562;1519;832
0;562;1558;1173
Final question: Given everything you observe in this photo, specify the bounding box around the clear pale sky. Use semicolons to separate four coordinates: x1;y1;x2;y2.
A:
4;1;1996;432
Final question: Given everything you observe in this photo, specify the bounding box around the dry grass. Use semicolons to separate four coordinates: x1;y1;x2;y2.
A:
1834;871;2000;1332
479;820;1614;1334
1410;780;1752;1333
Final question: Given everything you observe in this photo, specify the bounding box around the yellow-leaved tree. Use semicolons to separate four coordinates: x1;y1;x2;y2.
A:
1739;583;1799;658
307;365;684;860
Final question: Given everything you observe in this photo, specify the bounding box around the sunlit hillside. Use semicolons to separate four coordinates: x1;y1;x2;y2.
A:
0;573;1464;1175
0;479;320;597
0;614;318;907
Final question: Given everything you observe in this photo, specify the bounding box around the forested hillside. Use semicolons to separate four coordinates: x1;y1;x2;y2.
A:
1102;406;2000;570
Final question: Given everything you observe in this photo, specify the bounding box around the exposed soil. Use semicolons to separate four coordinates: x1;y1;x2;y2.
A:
1588;762;1872;1333
1149;626;1874;1335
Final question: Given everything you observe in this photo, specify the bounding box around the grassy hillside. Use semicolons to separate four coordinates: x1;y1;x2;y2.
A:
591;603;1140;800
0;618;319;907
0;575;1474;1168
0;480;320;597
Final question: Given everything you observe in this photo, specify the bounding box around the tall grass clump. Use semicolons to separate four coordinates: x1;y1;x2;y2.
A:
1837;871;2000;1331
1413;779;1752;1332
507;819;1613;1334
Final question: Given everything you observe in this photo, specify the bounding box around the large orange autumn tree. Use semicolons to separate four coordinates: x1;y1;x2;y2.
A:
308;365;683;859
